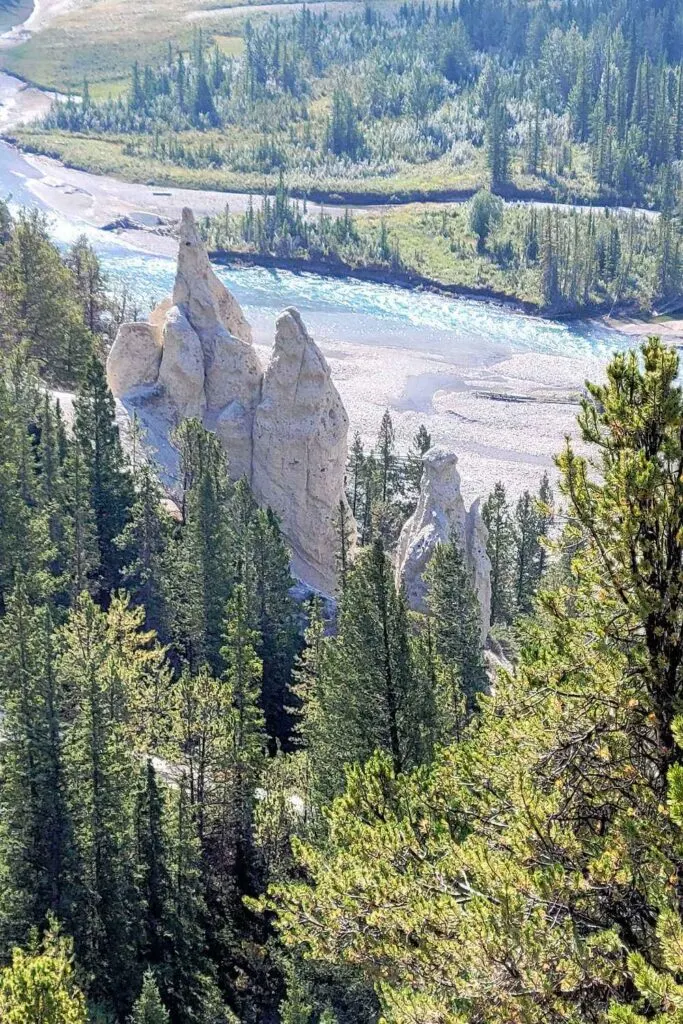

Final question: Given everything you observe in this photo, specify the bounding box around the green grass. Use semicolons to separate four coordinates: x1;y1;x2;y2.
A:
361;204;542;304
12;126;600;207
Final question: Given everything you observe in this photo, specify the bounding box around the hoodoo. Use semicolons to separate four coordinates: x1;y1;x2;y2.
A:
107;208;354;594
252;308;356;593
395;447;492;644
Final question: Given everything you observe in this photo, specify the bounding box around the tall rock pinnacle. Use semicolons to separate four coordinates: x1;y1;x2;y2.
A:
106;210;355;595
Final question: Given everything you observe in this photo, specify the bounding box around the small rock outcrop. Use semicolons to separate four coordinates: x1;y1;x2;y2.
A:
395;447;491;644
107;208;354;595
252;308;355;593
106;321;162;398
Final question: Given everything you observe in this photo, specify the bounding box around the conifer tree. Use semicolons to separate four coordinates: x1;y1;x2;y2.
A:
376;410;398;504
136;760;175;983
118;462;173;635
0;919;87;1024
485;92;510;189
0;583;70;947
221;583;266;877
347;432;365;520
73;354;134;595
131;970;170;1024
59;593;144;1013
424;535;488;709
405;423;431;494
0;210;93;386
170;423;233;670
310;541;431;797
513;488;543;614
247;508;296;745
482;481;516;625
270;339;683;1024
66;235;107;335
334;498;354;594
61;444;100;602
279;964;313;1024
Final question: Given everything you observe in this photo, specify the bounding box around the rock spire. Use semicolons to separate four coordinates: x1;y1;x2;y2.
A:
106;208;353;594
395;447;492;644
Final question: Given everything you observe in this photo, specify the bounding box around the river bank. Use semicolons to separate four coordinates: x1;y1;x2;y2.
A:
208;247;671;325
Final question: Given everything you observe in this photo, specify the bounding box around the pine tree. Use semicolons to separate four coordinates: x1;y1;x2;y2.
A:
485;92;510;190
118;462;173;635
170;423;233;670
136;760;175;982
0;357;48;611
291;598;329;806
513;489;543;614
376;410;398;504
221;583;266;877
347;431;365;520
0;919;87;1024
65;236;107;335
247;508;296;746
406;423;431;494
310;541;432;797
279;964;313;1024
334;498;355;594
61;443;100;602
270;340;683;1024
0;210;93;385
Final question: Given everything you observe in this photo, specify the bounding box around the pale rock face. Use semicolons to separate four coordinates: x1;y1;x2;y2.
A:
252;308;355;594
464;497;493;645
106;321;162;399
106;208;356;594
173;207;253;346
171;208;262;476
158;305;207;423
395;447;491;645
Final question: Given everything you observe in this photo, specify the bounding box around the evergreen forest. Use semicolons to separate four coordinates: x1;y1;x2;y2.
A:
29;0;683;207
1;183;683;1024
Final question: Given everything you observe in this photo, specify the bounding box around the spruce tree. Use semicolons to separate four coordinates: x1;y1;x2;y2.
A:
347;432;365;520
118;462;173;635
513;489;542;614
170;422;233;670
310;541;432;797
131;970;170;1024
482;481;516;625
424;535;488;709
247;508;296;746
221;583;266;879
59;593;144;1013
73;354;134;595
0;582;70;948
136;760;175;984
